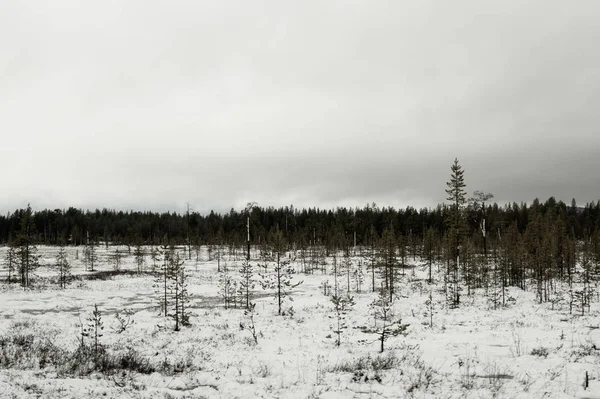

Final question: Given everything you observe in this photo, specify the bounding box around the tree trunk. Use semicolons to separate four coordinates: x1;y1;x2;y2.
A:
277;253;282;315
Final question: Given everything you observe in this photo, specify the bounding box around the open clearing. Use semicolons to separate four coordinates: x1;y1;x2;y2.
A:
0;246;598;398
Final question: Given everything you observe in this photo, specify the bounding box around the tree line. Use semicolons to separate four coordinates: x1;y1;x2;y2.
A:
0;196;599;250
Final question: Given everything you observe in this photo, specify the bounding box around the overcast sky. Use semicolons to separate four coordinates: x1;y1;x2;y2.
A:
1;1;599;214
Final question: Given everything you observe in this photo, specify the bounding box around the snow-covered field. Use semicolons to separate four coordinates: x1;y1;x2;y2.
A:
0;246;598;398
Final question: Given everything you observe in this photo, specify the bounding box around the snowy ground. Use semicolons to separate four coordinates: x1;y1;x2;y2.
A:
0;246;598;398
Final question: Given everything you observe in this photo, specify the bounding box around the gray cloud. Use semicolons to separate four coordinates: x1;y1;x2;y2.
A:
1;0;599;214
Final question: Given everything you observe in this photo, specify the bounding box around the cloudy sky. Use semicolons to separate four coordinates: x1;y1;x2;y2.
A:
1;1;599;214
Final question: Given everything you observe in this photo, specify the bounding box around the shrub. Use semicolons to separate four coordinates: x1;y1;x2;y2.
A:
329;352;398;373
407;359;438;393
254;361;272;378
0;324;157;377
570;340;598;361
0;330;65;370
101;347;156;374
371;352;398;371
530;347;549;358
328;356;370;373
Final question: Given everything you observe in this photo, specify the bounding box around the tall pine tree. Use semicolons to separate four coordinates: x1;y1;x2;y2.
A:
445;159;467;307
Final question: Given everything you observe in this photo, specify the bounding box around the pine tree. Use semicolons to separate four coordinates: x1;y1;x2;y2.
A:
379;225;397;301
342;248;353;294
161;244;173;316
84;240;98;272
110;248;124;271
150;246;160;271
525;207;544;303
151;245;190;329
318;246;328;275
423;228;437;284
298;240;308;274
331;293;355;346
331;251;340;296
152;243;171;317
168;251;187;331
178;259;190;327
488;244;503;309
539;213;555;303
398;233;407;277
363;225;378;292
367;287;409;353
219;268;235;309
193;237;202;262
553;211;568;279
55;243;72;288
445;159;468;307
260;231;303;315
215;228;225;272
408;229;419;261
461;237;476;297
242;302;259;345
591;229;600;301
5;244;17;284
13;205;40;287
471;191;494;258
504;221;525;290
238;258;255;309
82;303;104;361
134;243;146;272
425;290;436;328
352;260;365;293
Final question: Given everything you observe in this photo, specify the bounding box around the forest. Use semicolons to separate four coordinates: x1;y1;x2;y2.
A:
2;187;599;249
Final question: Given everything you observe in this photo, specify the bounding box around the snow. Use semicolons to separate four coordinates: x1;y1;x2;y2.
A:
0;245;598;398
